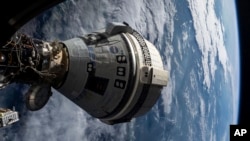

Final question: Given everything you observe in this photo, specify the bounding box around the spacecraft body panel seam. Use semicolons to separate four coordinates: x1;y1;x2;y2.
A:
97;35;133;113
58;38;89;99
99;33;140;120
100;33;144;121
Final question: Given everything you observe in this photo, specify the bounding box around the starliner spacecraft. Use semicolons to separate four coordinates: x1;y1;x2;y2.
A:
0;22;169;124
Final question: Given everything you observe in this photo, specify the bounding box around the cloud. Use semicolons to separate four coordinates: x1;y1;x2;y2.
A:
188;0;229;89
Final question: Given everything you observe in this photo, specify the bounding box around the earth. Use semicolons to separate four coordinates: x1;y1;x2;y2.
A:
0;0;240;141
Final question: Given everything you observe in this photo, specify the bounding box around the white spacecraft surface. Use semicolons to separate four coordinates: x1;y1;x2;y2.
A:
0;22;168;125
0;108;19;128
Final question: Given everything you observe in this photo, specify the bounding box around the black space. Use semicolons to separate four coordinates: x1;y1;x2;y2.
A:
235;1;250;125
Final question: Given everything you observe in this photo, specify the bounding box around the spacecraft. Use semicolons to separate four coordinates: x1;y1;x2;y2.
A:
0;22;168;124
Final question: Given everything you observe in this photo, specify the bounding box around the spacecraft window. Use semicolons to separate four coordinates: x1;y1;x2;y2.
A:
87;62;95;73
109;46;119;54
114;79;126;89
117;67;126;76
116;55;127;63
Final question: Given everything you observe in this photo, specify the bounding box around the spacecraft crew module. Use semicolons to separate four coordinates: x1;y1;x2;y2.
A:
0;22;169;125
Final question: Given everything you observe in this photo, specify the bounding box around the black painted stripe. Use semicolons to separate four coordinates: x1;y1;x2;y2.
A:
99;34;137;119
